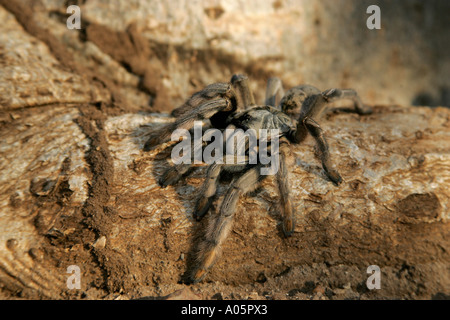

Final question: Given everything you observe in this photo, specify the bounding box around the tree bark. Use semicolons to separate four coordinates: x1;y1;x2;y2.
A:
0;2;449;300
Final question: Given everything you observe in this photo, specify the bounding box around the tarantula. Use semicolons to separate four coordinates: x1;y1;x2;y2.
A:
144;74;372;283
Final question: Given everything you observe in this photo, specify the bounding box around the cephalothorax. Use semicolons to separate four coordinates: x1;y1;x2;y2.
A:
144;74;372;283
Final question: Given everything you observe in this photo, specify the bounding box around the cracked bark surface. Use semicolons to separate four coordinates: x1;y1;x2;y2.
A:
0;2;449;300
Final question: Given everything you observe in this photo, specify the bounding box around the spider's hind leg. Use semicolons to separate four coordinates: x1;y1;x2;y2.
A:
276;138;295;236
265;77;285;107
159;163;194;188
194;163;223;221
190;165;265;283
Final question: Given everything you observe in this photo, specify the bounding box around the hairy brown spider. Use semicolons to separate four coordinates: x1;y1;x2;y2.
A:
144;74;372;283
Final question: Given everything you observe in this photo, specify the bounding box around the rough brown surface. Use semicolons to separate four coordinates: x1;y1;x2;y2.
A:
0;1;449;300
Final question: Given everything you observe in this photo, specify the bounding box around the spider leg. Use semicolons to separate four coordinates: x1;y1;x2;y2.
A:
191;165;264;283
172;74;255;118
288;120;309;144
171;82;231;117
230;74;256;109
144;98;232;151
159;128;215;187
265;77;285;107
322;88;373;115
303;117;343;186
194;163;223;221
276;138;295;236
159;163;193;188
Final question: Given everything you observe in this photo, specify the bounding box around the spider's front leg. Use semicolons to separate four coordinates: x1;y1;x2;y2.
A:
190;165;265;283
144;98;232;151
230;74;256;109
322;88;373;115
171;82;232;118
303;117;343;186
158;163;193;188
